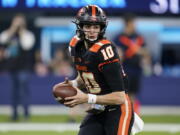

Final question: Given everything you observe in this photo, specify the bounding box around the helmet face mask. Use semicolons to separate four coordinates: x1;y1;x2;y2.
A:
74;5;108;43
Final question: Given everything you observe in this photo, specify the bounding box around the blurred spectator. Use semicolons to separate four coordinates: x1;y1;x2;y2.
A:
0;13;35;121
113;13;151;114
34;50;49;77
0;46;7;72
50;48;75;77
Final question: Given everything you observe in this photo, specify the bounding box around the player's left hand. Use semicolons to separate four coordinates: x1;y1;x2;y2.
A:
64;87;88;107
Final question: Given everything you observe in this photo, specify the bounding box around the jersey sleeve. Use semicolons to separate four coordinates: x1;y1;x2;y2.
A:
69;35;81;56
97;44;125;92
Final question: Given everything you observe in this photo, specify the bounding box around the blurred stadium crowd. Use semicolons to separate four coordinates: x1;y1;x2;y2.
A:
0;14;75;78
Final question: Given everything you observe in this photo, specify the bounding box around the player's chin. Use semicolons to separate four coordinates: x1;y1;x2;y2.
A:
89;38;96;41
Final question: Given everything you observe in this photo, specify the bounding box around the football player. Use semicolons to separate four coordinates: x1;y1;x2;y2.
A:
54;5;134;135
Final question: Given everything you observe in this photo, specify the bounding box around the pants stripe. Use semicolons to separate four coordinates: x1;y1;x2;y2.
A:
117;95;132;135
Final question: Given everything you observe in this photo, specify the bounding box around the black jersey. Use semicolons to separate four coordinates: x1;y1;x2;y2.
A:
69;36;127;95
114;33;145;69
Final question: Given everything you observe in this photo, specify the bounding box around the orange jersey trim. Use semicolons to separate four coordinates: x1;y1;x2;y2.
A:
117;95;133;135
76;65;87;71
70;36;80;47
125;44;140;58
89;39;111;53
120;36;131;46
89;44;101;52
119;36;144;58
98;58;119;71
100;39;111;45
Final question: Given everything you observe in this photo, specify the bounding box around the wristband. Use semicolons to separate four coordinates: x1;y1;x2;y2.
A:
88;94;97;104
71;80;78;87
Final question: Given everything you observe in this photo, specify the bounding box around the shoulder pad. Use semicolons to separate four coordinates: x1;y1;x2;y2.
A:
89;39;111;53
69;35;80;47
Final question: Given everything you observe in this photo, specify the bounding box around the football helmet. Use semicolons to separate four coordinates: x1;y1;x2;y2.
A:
73;5;108;43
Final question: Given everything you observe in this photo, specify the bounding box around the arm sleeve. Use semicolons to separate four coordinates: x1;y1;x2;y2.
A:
20;30;35;50
101;62;125;92
98;44;125;92
0;31;10;44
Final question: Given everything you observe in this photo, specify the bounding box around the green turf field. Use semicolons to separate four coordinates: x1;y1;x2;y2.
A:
142;115;180;123
0;131;180;135
1;114;180;123
0;114;180;135
0;131;77;135
0;114;84;123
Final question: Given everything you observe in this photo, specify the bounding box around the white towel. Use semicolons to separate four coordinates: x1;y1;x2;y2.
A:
131;112;144;135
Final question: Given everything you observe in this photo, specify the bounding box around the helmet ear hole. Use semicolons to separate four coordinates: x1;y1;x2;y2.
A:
79;24;83;29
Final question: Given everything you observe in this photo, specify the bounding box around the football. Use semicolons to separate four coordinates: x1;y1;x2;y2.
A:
52;83;77;104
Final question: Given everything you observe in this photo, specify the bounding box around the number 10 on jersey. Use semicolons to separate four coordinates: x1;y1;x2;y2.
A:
101;46;114;60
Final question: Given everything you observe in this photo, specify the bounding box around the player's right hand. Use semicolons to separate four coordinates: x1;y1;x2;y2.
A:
64;87;88;107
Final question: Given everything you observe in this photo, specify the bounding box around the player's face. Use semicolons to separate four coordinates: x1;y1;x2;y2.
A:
83;24;101;41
